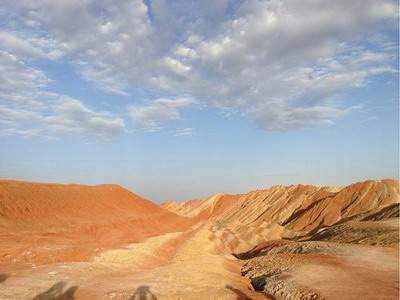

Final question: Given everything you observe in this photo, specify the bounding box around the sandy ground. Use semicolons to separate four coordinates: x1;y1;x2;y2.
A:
290;245;399;299
240;240;399;299
0;223;265;300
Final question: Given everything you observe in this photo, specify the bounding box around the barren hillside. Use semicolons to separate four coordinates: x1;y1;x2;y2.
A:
0;179;398;299
0;180;192;266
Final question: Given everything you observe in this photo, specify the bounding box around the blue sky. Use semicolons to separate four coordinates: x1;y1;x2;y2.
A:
0;0;398;202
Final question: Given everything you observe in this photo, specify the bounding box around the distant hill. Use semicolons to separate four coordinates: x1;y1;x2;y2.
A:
162;179;399;252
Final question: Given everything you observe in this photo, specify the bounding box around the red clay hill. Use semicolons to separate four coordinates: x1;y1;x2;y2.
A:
0;180;192;266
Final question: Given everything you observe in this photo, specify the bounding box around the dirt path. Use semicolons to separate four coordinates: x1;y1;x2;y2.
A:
0;223;266;299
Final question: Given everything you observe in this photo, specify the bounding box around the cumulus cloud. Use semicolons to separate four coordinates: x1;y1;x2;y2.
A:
0;96;125;140
0;105;41;122
0;50;49;108
0;46;124;140
44;97;126;139
0;31;45;58
128;98;194;131
0;128;45;139
0;0;397;137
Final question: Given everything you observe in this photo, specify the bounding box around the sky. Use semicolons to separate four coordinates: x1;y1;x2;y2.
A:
0;0;398;202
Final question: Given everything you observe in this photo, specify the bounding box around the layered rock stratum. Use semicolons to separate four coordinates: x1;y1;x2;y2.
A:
0;179;398;299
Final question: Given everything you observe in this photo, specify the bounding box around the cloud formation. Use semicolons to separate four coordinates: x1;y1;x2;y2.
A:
0;0;397;138
0;95;125;140
45;97;126;139
129;98;194;131
173;127;195;137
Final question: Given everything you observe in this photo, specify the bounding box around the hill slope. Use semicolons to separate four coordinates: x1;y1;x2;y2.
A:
0;180;191;265
163;179;399;253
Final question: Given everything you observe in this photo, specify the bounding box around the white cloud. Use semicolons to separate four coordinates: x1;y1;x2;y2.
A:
0;95;125;140
0;8;126;140
0;105;41;121
0;31;45;58
0;128;45;139
0;0;397;136
163;57;191;75
129;98;194;131
44;97;126;139
247;105;350;131
175;47;197;59
174;127;195;137
0;50;49;108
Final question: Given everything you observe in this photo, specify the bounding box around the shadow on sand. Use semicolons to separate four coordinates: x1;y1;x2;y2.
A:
225;284;252;300
33;281;78;300
130;285;157;300
0;273;8;283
